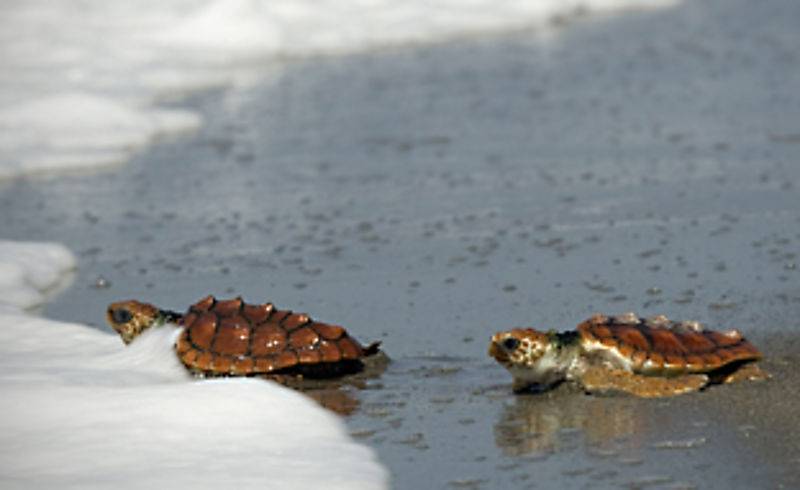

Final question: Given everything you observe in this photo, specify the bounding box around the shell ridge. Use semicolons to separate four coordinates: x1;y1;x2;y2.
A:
632;323;674;372
580;316;763;373
247;302;277;368
304;319;324;355
185;311;218;353
700;331;717;353
204;296;246;372
284;312;311;332
190;295;216;313
707;332;757;359
683;331;713;355
631;323;654;354
206;297;223;365
263;303;275;323
242;300;259;360
160;297;375;378
175;329;192;360
245;315;255;360
271;309;292;326
701;330;738;352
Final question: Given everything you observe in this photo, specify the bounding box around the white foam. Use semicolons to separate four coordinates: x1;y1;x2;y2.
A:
0;240;76;309
0;93;200;179
156;0;679;55
0;313;388;489
0;0;678;180
0;241;388;489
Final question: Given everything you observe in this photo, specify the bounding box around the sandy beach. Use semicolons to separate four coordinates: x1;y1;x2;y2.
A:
1;0;799;488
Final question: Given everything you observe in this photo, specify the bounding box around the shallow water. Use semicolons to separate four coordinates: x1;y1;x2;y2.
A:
0;0;674;178
2;0;800;488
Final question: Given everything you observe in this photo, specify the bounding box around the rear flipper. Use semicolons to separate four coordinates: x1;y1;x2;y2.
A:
578;367;709;398
716;362;770;384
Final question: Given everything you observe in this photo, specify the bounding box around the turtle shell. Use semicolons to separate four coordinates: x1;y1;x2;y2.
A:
577;313;762;375
174;295;377;377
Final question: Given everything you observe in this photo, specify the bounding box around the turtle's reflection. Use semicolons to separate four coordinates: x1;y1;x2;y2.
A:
288;351;390;416
302;387;362;416
494;389;646;457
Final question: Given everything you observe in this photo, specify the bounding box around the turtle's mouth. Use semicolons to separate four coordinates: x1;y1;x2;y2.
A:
488;341;503;359
112;323;137;344
488;341;513;366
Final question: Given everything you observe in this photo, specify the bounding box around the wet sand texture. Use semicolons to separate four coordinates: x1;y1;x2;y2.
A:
1;0;799;488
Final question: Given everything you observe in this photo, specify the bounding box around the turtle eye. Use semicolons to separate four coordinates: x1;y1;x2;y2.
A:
111;308;133;324
502;337;520;351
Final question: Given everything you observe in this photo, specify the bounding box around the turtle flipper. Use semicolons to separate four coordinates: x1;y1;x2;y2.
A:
578;366;709;398
716;362;770;384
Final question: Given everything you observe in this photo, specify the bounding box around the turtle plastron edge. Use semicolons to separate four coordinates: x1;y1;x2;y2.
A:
576;365;710;398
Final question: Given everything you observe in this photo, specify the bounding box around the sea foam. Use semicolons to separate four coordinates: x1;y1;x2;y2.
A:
0;241;388;489
0;241;76;309
0;0;678;180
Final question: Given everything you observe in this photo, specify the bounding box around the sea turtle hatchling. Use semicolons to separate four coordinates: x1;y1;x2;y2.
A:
489;313;768;397
107;295;381;381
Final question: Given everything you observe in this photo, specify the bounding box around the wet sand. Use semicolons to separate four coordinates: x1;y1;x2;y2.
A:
2;0;799;488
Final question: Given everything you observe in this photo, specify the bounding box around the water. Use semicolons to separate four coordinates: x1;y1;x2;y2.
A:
0;249;388;489
2;0;800;488
0;0;674;179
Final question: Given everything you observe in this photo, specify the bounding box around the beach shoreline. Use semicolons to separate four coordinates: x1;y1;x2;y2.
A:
1;0;799;488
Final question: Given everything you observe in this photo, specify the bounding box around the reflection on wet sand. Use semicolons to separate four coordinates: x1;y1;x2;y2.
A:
303;387;362;416
287;351;390;416
494;389;647;457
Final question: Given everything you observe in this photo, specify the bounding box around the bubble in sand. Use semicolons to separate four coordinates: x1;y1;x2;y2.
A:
91;276;111;289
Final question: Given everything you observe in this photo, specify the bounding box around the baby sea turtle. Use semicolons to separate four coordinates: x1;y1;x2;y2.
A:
107;295;381;381
489;313;767;397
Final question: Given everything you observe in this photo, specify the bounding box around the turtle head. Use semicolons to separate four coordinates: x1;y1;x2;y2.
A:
489;328;573;392
106;300;169;344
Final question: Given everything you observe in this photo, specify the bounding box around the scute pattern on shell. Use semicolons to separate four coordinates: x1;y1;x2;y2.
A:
577;313;762;375
174;296;369;376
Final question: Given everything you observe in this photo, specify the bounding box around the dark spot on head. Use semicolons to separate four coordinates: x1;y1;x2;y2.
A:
110;308;133;324
502;337;520;351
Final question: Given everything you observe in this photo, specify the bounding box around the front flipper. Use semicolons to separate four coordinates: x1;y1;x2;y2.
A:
512;378;561;394
578;367;709;398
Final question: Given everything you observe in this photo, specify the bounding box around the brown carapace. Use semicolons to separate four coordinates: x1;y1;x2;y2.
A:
489;313;768;397
107;295;381;380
